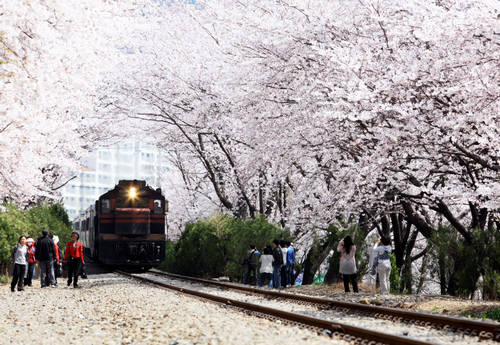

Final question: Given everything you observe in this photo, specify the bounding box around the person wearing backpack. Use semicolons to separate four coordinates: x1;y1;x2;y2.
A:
272;239;283;288
242;244;260;285
373;237;392;294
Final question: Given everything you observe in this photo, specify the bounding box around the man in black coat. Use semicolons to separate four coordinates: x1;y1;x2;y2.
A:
272;239;283;288
35;229;56;288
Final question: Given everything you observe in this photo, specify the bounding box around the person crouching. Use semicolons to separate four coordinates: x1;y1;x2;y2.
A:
64;232;85;288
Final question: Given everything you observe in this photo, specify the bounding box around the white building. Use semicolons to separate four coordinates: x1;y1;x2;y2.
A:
62;141;168;219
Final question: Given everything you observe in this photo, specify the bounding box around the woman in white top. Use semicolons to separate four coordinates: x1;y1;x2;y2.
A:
11;236;29;292
337;236;358;293
373;237;392;294
258;246;274;287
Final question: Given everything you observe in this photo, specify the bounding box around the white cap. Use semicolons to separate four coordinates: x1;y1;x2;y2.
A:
53;235;59;244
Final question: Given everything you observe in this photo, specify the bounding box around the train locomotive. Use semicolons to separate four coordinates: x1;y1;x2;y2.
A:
73;180;167;269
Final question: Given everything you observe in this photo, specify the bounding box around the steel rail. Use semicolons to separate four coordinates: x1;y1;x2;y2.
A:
151;269;500;341
117;270;437;345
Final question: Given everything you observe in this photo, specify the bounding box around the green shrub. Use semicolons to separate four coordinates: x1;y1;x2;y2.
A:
0;202;72;274
461;308;500;322
429;225;500;298
390;253;401;293
158;240;176;272
170;220;225;278
159;214;291;281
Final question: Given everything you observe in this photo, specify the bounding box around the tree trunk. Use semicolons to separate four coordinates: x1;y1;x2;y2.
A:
438;253;447;295
302;240;334;285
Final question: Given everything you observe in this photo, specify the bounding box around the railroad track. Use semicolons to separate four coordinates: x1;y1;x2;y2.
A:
148;269;500;342
117;270;438;345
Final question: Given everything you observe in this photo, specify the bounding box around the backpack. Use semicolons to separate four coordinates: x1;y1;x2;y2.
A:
273;247;283;266
243;250;256;266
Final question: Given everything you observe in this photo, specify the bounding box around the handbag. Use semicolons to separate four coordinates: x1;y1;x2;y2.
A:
55;263;63;277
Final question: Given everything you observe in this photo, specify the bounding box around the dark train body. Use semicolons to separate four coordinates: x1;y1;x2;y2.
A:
73;180;167;269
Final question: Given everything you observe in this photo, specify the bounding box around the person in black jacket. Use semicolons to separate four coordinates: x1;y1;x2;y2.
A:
35;229;56;288
272;239;283;288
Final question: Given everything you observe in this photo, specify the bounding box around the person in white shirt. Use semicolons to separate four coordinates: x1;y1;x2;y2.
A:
258;246;274;287
280;240;288;287
367;241;378;293
372;237;392;294
337;236;358;293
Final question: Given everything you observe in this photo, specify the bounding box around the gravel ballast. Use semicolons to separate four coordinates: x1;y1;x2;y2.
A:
141;272;499;345
1;274;350;345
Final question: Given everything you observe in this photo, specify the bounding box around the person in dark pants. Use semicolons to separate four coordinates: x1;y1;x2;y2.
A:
35;229;56;288
64;232;85;288
11;236;29;292
242;244;260;285
286;241;295;287
258;246;274;287
272;239;283;288
280;240;288;288
24;237;36;287
337;236;358;293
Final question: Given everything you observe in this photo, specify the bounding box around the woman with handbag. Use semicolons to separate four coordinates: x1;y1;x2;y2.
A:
64;232;85;288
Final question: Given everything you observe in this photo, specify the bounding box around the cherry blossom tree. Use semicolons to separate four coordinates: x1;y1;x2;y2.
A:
0;0;155;203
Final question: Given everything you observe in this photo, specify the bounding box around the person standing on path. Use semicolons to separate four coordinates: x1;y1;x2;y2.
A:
35;229;56;288
286;241;295;287
373;237;392;294
272;239;283;289
11;236;29;292
337;236;358;293
258;246;274;287
242;244;260;285
24;237;36;287
280;240;288;288
64;232;85;288
51;234;62;287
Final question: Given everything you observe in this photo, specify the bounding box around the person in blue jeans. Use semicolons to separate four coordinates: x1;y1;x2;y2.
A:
35;229;56;288
272;239;283;288
286;241;295;287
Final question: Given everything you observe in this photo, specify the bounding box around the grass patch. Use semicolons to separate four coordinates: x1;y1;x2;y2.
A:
461;308;500;322
0;274;9;284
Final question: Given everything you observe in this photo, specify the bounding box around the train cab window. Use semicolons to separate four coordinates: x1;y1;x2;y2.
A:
102;199;111;213
153;200;162;214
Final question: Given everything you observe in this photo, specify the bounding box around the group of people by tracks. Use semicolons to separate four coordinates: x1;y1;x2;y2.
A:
10;230;86;292
243;239;295;289
243;235;394;294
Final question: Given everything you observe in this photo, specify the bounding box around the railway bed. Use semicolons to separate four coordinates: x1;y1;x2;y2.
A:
147;269;500;342
118;270;500;345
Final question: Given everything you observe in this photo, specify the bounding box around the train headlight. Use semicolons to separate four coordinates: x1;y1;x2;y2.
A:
129;187;137;199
